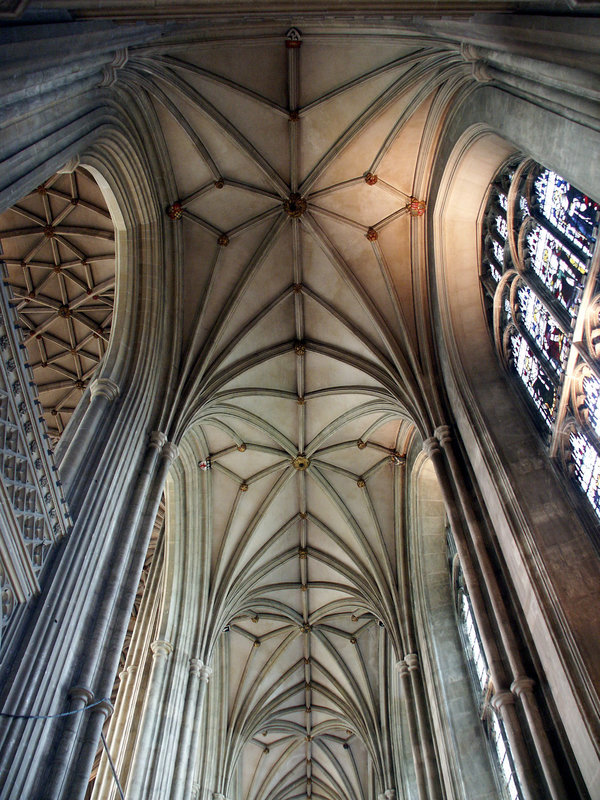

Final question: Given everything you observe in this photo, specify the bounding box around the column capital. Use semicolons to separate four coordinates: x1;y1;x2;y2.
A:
460;42;480;62
422;436;441;458
189;658;203;677
200;664;213;683
491;689;515;711
149;430;168;450
404;653;419;672
68;685;94;704
57;155;80;174
89;377;120;402
162;441;179;464
472;61;493;83
95;698;114;720
118;664;138;681
189;658;212;682
395;660;410;679
151;639;173;659
384;789;396;800
434;424;452;446
510;676;535;697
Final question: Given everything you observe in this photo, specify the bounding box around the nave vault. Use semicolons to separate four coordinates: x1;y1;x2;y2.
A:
0;7;600;800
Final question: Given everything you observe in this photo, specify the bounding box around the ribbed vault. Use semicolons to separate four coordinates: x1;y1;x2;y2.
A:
0;168;115;441
121;26;468;800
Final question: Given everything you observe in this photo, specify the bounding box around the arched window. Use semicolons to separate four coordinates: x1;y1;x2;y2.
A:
448;533;524;800
481;159;600;521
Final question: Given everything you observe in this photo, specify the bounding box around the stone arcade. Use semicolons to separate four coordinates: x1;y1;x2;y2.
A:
0;3;599;800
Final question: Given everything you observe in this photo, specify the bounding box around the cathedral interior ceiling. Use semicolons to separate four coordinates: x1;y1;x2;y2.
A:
122;28;465;800
0;169;115;441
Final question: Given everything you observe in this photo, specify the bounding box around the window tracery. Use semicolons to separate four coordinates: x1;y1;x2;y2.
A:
481;158;600;521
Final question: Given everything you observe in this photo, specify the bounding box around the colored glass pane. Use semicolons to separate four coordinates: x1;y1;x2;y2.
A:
488;259;502;285
519;195;529;216
503;296;512;325
496;214;508;240
460;592;488;693
526;225;586;316
490;716;521;800
534;169;599;258
510;331;557;427
516;284;569;372
569;430;600;519
492;239;504;266
583;374;600;437
458;580;523;800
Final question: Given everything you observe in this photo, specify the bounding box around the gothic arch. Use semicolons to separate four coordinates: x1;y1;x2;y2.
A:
430;97;600;794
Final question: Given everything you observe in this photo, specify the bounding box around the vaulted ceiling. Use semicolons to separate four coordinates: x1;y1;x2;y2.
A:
126;27;465;800
0;169;115;440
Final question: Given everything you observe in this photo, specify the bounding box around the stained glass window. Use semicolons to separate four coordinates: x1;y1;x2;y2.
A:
481;158;600;523
449;537;524;800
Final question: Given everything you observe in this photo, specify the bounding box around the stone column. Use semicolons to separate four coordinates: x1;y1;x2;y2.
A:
490;690;539;800
404;654;442;800
127;639;174;798
422;434;539;800
93;665;138;800
182;664;213;800
57;432;173;799
435;426;565;799
421;436;507;685
511;677;567;800
396;660;428;799
59;377;119;492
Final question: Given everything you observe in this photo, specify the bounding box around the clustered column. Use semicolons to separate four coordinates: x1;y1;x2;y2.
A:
423;425;567;800
127;639;174;797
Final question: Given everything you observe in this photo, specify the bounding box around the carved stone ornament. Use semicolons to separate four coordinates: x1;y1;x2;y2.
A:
166;201;183;220
198;458;211;471
408;197;426;217
217;233;230;247
364;173;378;185
292;454;310;470
285;27;302;48
366;227;378;241
283;193;307;218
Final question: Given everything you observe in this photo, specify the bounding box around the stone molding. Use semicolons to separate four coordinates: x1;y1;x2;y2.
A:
421;436;441;458
395;660;410;679
99;48;129;87
510;676;535;697
69;685;94;705
434;425;452;446
150;430;168;450
89;377;120;402
189;658;212;682
162;442;179;464
491;690;515;711
404;653;419;672
150;639;173;659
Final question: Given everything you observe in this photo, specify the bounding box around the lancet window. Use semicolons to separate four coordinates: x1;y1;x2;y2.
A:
448;534;523;800
481;159;600;522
